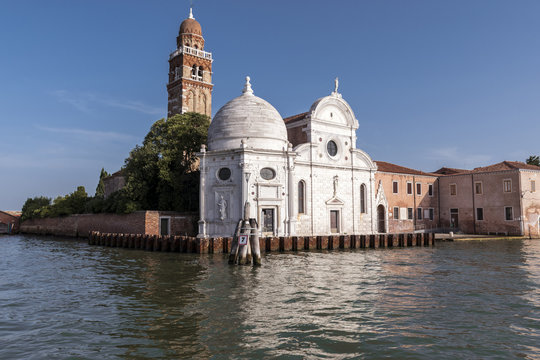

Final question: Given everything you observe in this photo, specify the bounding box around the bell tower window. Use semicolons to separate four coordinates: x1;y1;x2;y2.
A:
167;8;213;118
198;67;204;81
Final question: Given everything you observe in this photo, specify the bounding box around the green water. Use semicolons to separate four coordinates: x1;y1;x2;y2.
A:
1;235;539;359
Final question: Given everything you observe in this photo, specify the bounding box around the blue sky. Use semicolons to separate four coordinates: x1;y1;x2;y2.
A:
1;0;539;210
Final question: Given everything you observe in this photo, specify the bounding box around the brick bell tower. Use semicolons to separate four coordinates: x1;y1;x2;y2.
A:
167;8;213;118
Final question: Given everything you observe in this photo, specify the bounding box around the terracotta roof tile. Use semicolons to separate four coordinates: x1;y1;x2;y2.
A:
283;112;308;124
470;161;540;173
375;161;436;177
0;210;21;218
433;167;468;175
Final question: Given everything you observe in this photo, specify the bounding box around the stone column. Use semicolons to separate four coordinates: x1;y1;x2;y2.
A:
287;150;296;236
197;145;207;238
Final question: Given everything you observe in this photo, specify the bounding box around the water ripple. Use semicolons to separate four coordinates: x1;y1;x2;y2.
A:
0;235;539;359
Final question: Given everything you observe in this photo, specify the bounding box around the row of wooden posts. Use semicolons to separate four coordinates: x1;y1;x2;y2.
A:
88;231;435;254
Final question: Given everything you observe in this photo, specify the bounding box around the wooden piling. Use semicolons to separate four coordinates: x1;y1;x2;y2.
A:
305;236;317;250
340;235;351;249
292;236;304;251
318;236;327;250
378;234;385;248
249;219;261;266
259;237;266;254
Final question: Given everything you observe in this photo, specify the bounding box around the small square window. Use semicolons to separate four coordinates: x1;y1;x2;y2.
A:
503;179;512;193
417;207;423;220
407;182;412;195
505;207;513;221
393;207;399;220
407;208;413;220
476;208;484;221
450;184;457;196
416;183;422;195
393;181;399;194
475;182;482;195
428;184;433;196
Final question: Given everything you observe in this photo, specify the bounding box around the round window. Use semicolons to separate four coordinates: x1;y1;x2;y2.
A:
327;140;338;157
260;167;276;180
218;167;231;181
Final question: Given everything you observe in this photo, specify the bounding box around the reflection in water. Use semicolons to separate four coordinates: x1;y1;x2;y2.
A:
0;235;539;359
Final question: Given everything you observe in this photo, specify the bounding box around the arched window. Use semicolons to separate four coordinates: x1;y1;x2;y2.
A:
360;184;367;213
298;181;305;214
198;66;204;80
191;65;197;79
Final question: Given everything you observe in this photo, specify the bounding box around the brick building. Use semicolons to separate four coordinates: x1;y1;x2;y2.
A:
375;162;439;233
103;170;126;199
437;161;540;237
167;8;213;118
0;210;21;234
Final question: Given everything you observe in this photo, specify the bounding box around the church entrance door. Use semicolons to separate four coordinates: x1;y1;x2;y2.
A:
262;208;274;234
330;210;340;233
377;205;386;233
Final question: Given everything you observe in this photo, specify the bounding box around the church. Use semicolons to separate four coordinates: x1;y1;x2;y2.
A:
165;9;540;239
166;10;387;238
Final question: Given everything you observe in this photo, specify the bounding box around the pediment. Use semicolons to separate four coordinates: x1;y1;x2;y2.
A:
325;196;345;206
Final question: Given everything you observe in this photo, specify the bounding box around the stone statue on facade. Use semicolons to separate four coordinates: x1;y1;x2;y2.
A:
217;195;227;220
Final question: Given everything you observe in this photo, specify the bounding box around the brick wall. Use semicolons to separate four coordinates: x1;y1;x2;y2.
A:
375;172;439;233
439;171;522;235
20;211;197;238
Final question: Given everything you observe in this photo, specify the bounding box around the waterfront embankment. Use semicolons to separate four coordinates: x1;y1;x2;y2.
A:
88;231;435;254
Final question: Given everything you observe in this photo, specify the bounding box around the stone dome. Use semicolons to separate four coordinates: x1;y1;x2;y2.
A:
207;77;288;152
179;9;202;36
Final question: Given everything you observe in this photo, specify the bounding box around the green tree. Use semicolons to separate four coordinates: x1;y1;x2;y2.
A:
123;112;210;211
95;168;110;197
49;186;89;217
21;196;52;220
526;155;540;166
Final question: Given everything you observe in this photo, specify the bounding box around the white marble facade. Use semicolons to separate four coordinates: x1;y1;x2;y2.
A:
197;77;385;238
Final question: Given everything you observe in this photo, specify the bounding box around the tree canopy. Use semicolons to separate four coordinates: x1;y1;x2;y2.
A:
526;155;540;166
95;168;110;197
21;186;88;220
122;112;210;212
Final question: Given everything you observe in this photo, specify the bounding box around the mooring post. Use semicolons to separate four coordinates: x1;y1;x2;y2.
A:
229;220;243;264
249;218;262;266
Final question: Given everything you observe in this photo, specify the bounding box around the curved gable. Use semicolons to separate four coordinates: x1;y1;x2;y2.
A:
310;95;358;129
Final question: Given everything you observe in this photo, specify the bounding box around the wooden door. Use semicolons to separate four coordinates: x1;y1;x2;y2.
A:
262;208;274;234
377;205;386;233
330;210;339;233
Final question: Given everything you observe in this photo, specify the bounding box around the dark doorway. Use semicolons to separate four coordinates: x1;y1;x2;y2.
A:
450;208;459;228
377;205;386;233
330;210;340;233
160;217;170;236
262;208;274;234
